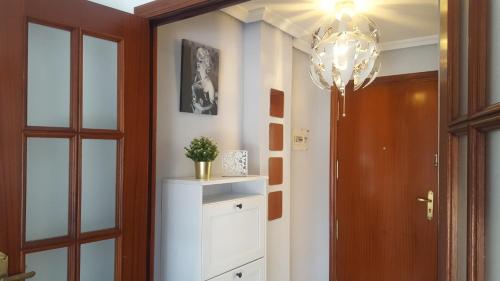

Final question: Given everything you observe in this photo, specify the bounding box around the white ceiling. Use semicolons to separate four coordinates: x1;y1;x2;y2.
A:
90;0;439;51
223;0;439;43
89;0;153;13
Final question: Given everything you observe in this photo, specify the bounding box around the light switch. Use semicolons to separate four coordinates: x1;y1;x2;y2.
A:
293;128;309;151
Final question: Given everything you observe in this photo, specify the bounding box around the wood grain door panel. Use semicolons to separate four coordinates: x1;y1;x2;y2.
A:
335;72;439;281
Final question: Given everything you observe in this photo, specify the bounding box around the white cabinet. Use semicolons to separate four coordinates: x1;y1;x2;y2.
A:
203;195;265;280
161;176;267;281
210;259;265;281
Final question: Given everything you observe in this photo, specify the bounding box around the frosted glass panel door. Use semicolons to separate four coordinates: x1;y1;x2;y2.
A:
80;239;115;281
82;35;118;129
26;138;70;241
25;248;68;281
27;23;71;127
81;139;118;232
459;0;469;115
486;131;500;281
489;1;500;104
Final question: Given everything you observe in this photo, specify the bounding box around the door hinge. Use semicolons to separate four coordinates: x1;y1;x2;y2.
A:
434;154;438;167
336;160;339;180
336;219;339;240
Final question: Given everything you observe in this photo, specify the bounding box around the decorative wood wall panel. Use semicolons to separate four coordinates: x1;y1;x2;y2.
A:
268;191;283;221
270;89;284;118
269;123;283;151
268;157;283;186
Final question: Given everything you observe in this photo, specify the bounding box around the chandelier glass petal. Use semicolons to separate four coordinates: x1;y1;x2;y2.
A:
309;1;381;116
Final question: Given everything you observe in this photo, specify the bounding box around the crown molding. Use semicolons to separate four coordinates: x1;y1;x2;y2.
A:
292;34;438;56
222;5;309;38
293;38;312;54
379;35;439;51
222;5;439;54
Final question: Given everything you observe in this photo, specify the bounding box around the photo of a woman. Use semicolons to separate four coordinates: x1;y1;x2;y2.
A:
180;40;219;115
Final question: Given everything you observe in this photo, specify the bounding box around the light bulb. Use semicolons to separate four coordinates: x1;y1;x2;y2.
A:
318;0;335;13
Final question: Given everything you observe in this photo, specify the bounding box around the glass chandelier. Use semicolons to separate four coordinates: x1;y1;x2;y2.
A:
309;0;381;116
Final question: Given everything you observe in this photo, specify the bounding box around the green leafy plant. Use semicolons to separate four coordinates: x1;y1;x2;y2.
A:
184;137;219;162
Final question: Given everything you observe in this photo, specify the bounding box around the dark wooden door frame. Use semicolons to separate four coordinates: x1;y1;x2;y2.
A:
329;71;440;281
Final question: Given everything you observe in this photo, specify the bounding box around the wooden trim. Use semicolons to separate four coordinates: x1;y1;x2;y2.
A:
329;87;338;281
438;0;452;279
147;24;158;281
135;0;248;24
369;71;438;85
449;122;469;135
470;103;500;120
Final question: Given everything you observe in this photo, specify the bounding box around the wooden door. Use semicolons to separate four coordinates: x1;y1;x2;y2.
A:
0;1;151;281
333;72;438;281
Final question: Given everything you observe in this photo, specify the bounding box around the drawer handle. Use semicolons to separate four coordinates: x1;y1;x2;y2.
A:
236;203;243;209
235;272;243;278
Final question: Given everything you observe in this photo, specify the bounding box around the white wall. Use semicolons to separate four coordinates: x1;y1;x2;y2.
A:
378;44;439;77
291;49;331;281
155;11;244;281
243;21;293;281
289;44;439;281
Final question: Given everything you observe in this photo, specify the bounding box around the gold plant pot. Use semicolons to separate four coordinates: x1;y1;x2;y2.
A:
195;161;212;180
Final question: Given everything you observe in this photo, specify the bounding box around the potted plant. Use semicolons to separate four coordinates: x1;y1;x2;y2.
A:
184;137;219;179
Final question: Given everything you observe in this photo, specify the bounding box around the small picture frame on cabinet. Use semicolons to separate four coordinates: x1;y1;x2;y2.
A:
221;150;248;177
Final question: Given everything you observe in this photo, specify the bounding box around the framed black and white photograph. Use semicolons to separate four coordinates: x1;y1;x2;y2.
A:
180;39;219;115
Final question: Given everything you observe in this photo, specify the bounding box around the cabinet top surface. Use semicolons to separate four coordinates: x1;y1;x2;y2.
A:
163;175;268;186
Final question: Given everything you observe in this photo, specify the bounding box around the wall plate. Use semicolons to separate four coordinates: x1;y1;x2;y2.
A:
292;128;309;151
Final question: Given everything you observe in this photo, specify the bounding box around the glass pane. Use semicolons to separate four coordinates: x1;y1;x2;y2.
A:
459;0;469;115
80;239;115;281
26;138;69;241
27;23;71;127
489;1;500;104
82;35;118;129
25;247;68;281
457;136;468;281
486;130;500;281
81;139;117;232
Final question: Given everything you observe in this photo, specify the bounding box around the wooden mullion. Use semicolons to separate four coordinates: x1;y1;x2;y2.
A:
68;244;76;281
449;120;469;135
79;130;124;139
78;228;121;244
470;115;500;131
22;236;74;253
24;128;76;137
468;127;486;281
470;103;500;121
448;134;459;281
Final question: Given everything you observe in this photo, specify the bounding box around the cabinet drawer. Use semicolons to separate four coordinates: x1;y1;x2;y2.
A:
202;195;265;280
209;259;265;281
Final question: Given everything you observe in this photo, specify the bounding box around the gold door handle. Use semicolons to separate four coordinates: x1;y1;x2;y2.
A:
416;190;434;221
0;271;35;281
0;252;35;281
